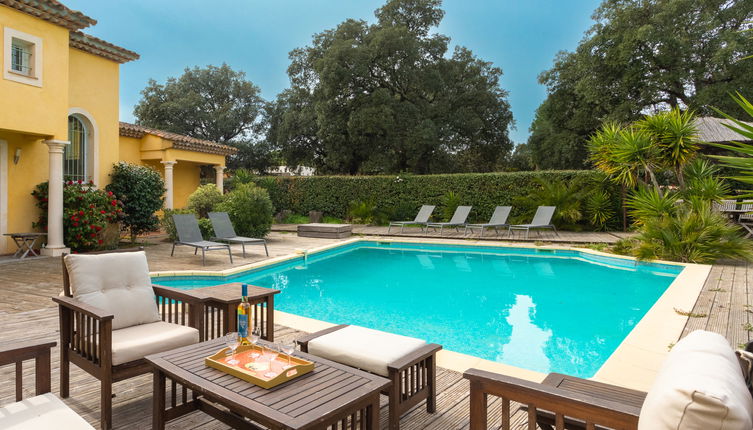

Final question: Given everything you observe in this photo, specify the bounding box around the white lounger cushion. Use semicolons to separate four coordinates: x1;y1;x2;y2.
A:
65;251;160;330
638;330;753;429
111;321;200;365
0;392;93;429
307;326;426;377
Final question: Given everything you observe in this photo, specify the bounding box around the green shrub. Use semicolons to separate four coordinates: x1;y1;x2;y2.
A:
106;162;165;242
440;191;461;222
346;200;388;224
215;183;273;238
161;209;195;241
250;171;620;227
198;218;215;240
32;180;124;252
280;213;309;224
188;184;225;218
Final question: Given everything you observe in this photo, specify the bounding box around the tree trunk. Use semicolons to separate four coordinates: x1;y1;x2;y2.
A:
676;166;686;190
621;184;627;232
645;166;663;197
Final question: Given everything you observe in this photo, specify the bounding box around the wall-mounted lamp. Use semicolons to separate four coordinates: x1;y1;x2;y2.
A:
13;148;21;165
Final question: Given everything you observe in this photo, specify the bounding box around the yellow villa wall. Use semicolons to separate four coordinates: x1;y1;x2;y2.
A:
68;48;120;186
173;162;202;209
0;6;69;139
118;136;142;164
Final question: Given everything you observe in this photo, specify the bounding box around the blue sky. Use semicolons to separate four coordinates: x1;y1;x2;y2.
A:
64;0;601;144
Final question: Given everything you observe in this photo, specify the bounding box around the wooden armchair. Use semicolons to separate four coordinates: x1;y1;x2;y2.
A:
53;248;207;430
464;369;642;430
0;339;93;428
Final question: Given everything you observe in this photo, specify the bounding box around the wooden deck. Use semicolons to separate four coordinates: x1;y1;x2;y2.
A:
0;233;749;429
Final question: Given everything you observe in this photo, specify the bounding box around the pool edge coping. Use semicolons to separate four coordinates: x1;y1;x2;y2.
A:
150;236;700;389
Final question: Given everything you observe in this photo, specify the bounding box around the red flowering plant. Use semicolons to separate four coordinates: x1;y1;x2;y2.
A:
32;180;124;252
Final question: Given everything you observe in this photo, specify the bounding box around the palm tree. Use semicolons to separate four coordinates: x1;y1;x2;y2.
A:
708;92;753;191
636;108;700;190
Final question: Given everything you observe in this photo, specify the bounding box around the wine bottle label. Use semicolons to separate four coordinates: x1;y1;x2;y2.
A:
238;314;249;338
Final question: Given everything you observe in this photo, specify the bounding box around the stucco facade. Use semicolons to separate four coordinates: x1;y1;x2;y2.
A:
0;1;235;254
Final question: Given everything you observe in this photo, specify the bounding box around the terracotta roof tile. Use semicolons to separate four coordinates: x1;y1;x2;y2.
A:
119;122;238;157
70;31;139;63
0;0;96;30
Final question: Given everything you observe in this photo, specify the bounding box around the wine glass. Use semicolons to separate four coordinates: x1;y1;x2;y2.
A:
224;332;240;365
281;340;296;369
248;326;262;359
262;347;279;378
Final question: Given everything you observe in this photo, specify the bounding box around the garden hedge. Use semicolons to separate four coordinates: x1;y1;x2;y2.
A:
251;170;622;225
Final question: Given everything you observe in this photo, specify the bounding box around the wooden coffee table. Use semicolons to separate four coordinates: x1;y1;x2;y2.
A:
147;338;390;430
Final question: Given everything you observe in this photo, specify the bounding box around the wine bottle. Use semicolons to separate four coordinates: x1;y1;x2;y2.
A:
237;284;252;345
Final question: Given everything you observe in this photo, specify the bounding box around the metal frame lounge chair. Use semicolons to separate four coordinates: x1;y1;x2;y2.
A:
208;211;268;258
426;205;472;236
388;205;436;234
171;214;233;265
464;206;511;237
508;206;557;239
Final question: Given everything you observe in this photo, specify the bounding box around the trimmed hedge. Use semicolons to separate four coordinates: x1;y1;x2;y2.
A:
251;170;622;226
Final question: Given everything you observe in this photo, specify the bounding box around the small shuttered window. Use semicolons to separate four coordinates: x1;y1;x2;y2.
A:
10;38;33;76
65;116;88;182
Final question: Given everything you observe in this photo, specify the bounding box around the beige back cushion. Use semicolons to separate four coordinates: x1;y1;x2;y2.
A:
638;330;753;429
64;252;160;330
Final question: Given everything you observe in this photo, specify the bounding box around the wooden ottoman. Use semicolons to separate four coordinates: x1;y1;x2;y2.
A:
297;325;442;430
297;223;352;239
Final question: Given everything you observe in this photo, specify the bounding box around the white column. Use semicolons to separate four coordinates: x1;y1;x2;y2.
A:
41;139;70;256
214;165;225;193
161;161;176;210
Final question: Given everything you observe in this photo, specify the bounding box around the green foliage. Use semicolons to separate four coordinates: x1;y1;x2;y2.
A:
160;209;195;241
709;93;753;194
198;218;215;240
215;183;273;238
633;204;752;264
347;200;377;224
440;191;461;222
611;238;636;256
529;0;753;169
187;184;225;218
32;181;123;252
265;0;514;174
106;162;165;242
250;170;622;227
226;168;256;191
134;64;263;144
626;187;678;226
585;190;615;231
279;213;310;224
513;178;585;227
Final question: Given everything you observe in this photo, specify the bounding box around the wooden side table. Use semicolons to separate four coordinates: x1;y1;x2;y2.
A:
4;233;46;259
193;283;280;341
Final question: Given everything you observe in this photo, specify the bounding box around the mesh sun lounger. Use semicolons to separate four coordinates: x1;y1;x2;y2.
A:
209;212;268;257
388;205;436;234
464;206;511;237
426;206;472;236
171;214;233;265
508;206;557;239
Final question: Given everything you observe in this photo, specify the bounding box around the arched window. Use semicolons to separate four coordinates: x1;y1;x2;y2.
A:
65;115;87;181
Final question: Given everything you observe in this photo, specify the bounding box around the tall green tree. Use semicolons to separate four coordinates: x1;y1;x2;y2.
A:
134;64;264;144
529;0;753;169
265;0;514;174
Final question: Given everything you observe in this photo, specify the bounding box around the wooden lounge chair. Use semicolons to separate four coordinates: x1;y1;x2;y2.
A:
171;214;233;265
53;248;207;429
426;205;472;236
388;205;436;234
508;206;557;239
465;206;511;237
0;339;93;429
464;331;753;430
208;211;268;257
297;325;442;430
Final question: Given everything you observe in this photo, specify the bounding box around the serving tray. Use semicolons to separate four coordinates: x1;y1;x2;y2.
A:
205;344;315;389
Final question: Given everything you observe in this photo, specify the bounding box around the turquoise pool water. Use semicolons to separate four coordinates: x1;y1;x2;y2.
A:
154;241;682;377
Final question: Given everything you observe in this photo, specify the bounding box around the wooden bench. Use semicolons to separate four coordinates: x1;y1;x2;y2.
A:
297;324;442;430
0;339;93;429
297;223;352;238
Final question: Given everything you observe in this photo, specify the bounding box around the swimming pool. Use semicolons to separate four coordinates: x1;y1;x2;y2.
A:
154;241;683;377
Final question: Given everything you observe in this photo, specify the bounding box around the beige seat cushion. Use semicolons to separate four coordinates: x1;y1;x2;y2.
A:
638;330;753;429
65;251;160;330
111;321;199;365
307;325;426;377
0;392;93;429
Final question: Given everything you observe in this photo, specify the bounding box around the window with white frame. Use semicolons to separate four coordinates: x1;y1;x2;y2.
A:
65;116;88;182
3;27;42;87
